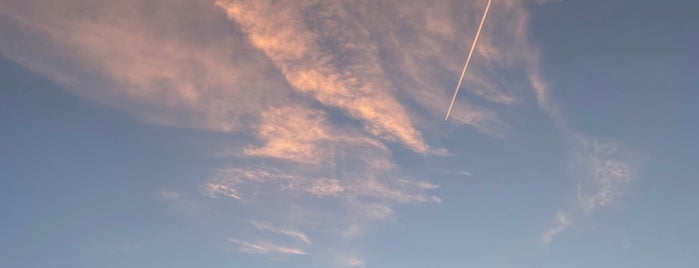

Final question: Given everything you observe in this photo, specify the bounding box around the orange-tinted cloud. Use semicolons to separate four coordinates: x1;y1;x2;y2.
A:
217;0;429;152
0;0;291;132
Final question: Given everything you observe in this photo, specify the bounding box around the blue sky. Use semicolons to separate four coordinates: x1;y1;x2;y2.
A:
1;0;697;267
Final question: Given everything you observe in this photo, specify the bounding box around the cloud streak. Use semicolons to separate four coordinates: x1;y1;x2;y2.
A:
230;239;308;256
251;221;311;244
337;256;366;268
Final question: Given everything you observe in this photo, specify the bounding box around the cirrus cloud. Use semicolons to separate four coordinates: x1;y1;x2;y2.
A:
0;0;643;265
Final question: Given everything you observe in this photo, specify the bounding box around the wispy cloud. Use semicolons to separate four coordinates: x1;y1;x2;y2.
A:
216;0;429;153
528;43;640;246
160;190;181;200
531;68;640;244
205;158;440;238
0;0;641;264
574;138;635;213
538;133;640;244
0;0;517;264
540;212;572;245
337;255;366;268
458;171;474;177
306;178;345;197
0;0;295;132
230;239;308;256
251;221;311;244
244;105;387;164
206;182;242;200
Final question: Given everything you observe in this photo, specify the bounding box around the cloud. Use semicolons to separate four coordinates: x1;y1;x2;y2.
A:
458;171;474;177
216;0;429;153
530;45;640;246
539;134;641;244
623;239;633;249
205;168;302;201
0;0;640;264
243;106;335;164
0;0;527;144
348;177;440;204
306;178;345;197
0;0;520;265
244;105;387;164
160;190;181;200
430;148;454;157
574;138;635;213
251;221;311;244
541;212;572;244
205;157;441;237
0;0;295;133
362;0;540;137
533;69;640;244
384;0;646;245
206;182;242;200
337;256;366;268
230;239;308;256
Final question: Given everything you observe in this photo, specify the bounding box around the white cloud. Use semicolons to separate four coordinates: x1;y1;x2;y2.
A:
251;221;311;244
458;171;474;177
623;239;633;249
230;239;308;256
337;256;366;268
160;190;181;200
206;182;242;200
537;117;639;244
575;138;634;213
532;57;640;245
541;212;572;244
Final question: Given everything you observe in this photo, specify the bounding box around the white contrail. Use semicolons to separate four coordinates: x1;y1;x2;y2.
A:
445;0;493;120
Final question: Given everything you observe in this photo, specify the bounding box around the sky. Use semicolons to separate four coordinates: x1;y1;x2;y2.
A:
0;0;697;267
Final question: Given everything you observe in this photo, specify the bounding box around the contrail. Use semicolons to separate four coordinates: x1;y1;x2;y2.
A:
445;0;493;120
